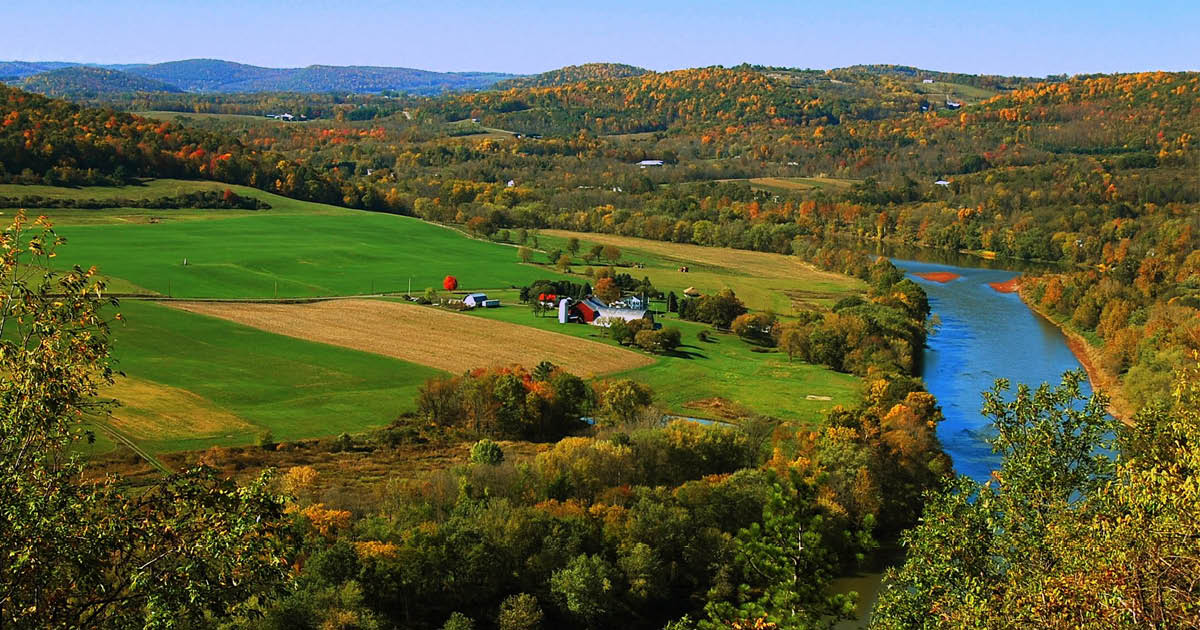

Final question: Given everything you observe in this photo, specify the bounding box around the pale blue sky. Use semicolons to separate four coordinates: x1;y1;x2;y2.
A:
4;0;1197;76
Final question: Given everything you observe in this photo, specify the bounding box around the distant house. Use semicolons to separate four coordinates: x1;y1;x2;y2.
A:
683;287;701;297
570;296;652;327
945;100;962;110
507;179;516;187
637;160;664;168
280;113;294;121
934;180;952;187
464;293;499;308
922;79;935;84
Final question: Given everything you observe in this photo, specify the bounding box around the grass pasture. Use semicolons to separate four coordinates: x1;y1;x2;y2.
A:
101;300;444;453
537;229;864;313
168;298;653;377
0;180;571;297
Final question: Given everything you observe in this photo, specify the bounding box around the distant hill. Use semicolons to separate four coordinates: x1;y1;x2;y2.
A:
2;58;518;95
495;63;649;88
0;61;79;81
122;59;287;92
20;67;183;98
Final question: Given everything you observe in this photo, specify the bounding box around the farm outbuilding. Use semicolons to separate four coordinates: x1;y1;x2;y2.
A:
464;293;499;308
570;296;652;327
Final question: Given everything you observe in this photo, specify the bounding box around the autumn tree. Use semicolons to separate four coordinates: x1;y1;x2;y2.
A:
518;246;533;263
0;213;291;629
599;379;654;426
601;245;622;263
594;277;620;302
556;253;573;273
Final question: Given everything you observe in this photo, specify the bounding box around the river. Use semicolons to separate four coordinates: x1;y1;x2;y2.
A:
832;250;1090;627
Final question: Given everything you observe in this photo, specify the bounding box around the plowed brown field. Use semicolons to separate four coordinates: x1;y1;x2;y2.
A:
168;299;652;376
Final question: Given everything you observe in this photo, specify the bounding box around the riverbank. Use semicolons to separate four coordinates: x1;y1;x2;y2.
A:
1017;284;1134;422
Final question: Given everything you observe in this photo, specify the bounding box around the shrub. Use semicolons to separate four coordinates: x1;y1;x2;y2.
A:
256;430;275;450
499;593;545;630
470;439;505;465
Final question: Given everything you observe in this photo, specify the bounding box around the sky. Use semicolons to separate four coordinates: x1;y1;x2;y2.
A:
3;0;1198;77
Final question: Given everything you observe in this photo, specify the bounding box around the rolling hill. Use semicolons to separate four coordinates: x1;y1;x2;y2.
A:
19;66;183;97
495;62;649;88
5;58;519;95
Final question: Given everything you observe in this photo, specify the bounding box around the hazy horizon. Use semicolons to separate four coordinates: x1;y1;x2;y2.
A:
5;0;1198;77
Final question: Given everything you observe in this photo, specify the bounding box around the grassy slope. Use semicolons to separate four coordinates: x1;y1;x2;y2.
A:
104;300;443;453
1;180;569;297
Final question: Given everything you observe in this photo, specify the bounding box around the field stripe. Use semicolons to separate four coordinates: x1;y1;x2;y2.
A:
166;298;653;377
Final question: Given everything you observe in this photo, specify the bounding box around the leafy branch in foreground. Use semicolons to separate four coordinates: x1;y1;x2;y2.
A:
0;211;292;629
872;368;1200;629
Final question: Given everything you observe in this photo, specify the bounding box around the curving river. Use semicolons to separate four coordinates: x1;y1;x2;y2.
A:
892;256;1092;483
833;249;1090;627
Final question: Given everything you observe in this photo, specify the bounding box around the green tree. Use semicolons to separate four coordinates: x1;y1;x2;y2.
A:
600;379;654;426
871;371;1119;630
518;246;533;263
470;439;505;465
702;480;860;630
696;289;748;329
550;554;620;627
566;237;581;256
498;593;544;630
0;213;291;629
556;253;573;273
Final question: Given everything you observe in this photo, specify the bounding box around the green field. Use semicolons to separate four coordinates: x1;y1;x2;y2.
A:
2;180;567;297
98;300;443;453
463;294;860;423
3;179;864;453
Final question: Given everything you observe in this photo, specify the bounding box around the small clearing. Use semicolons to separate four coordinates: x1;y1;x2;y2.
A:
167;299;652;377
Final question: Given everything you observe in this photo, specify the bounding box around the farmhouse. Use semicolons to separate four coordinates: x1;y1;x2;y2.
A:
463;293;500;308
637;159;664;168
568;296;653;327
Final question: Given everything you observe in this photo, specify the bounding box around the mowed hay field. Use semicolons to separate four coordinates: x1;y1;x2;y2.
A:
538;229;864;313
169;299;652;376
102;300;445;453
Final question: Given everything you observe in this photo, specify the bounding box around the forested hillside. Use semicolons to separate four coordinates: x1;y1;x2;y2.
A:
5;58;518;95
495;62;649;88
18;66;184;97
